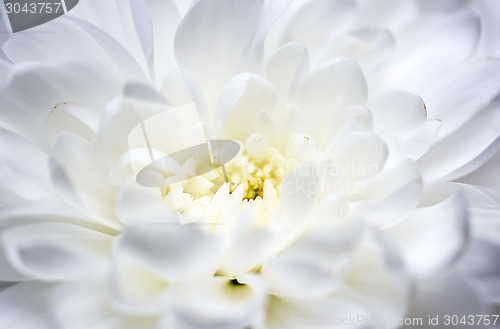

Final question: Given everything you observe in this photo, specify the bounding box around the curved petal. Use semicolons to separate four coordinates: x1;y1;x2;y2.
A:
278;0;356;66
261;221;363;298
419;60;500;140
349;159;423;228
50;132;121;228
386;193;469;277
45;102;97;146
0;60;120;147
369;90;440;164
143;0;181;84
404;271;488;327
217;73;277;141
265;42;309;106
3;16;146;83
459;144;500;193
272;163;321;248
0;282;54;329
115;180;176;226
1;223;111;281
174;0;265;110
110;257;167;315
299;58;367;141
161;275;267;329
417;102;500;182
50;276;159;329
377;12;480;92
332;132;388;181
0;128;56;204
114;224;220;282
219;228;276;277
343;228;410;322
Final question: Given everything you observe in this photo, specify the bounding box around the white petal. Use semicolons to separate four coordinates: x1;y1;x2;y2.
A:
162;275;267;329
51;276;158;329
418;59;500;140
405;271;487;326
332;132;388;181
219;228;276;277
318;105;372;150
115;181;176;226
45;102;97;146
286;133;316;162
110;257;167;315
377;12;480;91
0;128;56;204
93;95;170;162
143;0;181;84
273;163;320;247
115;0;155;80
0;250;29;282
50;132;121;228
261;221;363;298
368;90;440;163
299;58;367;140
246;133;269;161
1;223;111;281
318;28;395;73
417;102;500;182
279;0;356;66
369;91;427;139
386;193;468;277
265;42;309;106
174;0;265;109
459;145;500;193
343;229;410;322
114;224;219;282
0;61;119;147
0;282;54;329
217;73;277;141
356;0;418;30
4;17;146;82
349;159;423;228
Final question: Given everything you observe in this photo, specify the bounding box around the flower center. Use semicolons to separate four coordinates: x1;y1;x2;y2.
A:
223;146;298;201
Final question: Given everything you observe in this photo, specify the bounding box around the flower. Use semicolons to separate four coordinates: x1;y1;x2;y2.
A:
1;0;500;328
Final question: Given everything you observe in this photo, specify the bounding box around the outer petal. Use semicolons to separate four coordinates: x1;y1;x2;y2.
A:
174;0;264;109
0;128;56;204
386;193;468;277
417;102;500;182
261;221;363;298
50;276;158;329
299;58;367;140
50;132;121;228
404;271;488;329
0;61;120;148
1;223;111;281
161;275;267;329
0;282;54;329
368;91;439;164
3;16;146;82
113;224;219;282
417;60;500;140
349;159;423;228
376;12;480;92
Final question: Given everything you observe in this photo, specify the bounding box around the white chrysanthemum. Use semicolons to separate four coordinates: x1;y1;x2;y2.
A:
1;1;500;329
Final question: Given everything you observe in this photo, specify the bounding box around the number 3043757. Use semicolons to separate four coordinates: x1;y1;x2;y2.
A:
5;2;63;14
